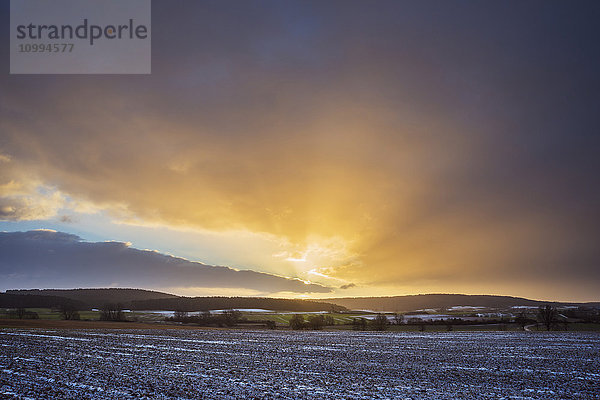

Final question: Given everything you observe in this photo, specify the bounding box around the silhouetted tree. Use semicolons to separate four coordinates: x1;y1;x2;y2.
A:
370;314;389;331
393;313;404;325
16;307;26;319
100;303;126;321
308;315;325;330
60;304;80;320
265;320;276;330
324;315;335;326
221;309;242;327
515;312;529;331
289;314;305;330
352;318;367;331
174;310;188;320
537;305;558;331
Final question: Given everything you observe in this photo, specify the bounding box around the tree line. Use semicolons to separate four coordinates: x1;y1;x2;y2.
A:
131;297;346;312
166;310;244;327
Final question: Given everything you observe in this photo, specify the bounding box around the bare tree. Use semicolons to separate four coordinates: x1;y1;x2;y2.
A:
222;309;242;326
100;303;126;321
393;313;404;325
515;312;529;331
537;305;558;331
308;315;325;330
8;308;26;319
174;310;188;321
289;314;305;330
16;307;26;319
60;304;80;320
324;315;335;326
265;320;276;330
371;314;389;331
352;318;367;331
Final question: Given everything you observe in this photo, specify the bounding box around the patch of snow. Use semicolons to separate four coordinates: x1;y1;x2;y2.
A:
448;306;485;311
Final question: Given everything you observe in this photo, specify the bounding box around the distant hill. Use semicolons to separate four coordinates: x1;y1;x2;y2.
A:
3;288;347;312
5;289;597;313
321;294;600;312
6;288;177;308
0;293;86;310
130;297;347;312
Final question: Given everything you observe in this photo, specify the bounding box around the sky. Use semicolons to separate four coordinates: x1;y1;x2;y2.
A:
1;1;599;301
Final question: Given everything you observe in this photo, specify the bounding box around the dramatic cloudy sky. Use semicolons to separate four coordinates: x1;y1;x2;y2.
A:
1;1;599;301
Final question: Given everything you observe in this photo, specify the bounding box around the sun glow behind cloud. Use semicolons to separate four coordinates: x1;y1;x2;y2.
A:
0;2;599;301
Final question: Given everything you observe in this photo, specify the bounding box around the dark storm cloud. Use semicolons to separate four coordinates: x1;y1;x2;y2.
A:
0;230;332;293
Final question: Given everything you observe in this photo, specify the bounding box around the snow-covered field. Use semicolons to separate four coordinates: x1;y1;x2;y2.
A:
1;329;599;399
